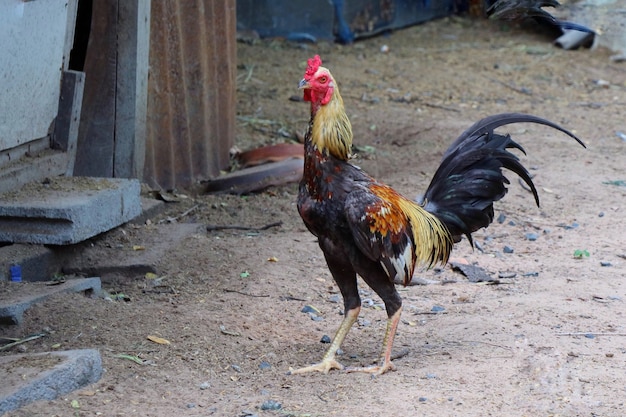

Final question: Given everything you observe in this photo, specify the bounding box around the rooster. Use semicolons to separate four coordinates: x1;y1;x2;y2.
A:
293;55;585;375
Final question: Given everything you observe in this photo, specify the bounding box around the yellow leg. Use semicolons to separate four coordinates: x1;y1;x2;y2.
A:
346;306;402;376
288;306;360;375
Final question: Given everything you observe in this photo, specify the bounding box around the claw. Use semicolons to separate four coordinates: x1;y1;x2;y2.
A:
345;360;397;376
288;357;345;375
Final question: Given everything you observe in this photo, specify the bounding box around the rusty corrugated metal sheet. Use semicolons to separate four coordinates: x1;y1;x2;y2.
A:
145;0;236;190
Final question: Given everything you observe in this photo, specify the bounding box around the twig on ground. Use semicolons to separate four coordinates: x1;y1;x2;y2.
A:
206;221;283;232
158;204;199;224
0;332;46;351
223;288;270;298
488;77;533;95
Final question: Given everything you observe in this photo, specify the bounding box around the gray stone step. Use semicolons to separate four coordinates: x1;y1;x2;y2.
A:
0;349;102;415
0;277;101;325
0;177;141;245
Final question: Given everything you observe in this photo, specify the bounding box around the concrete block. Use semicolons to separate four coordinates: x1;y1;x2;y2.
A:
0;277;101;325
0;244;57;282
0;177;141;245
0;349;102;415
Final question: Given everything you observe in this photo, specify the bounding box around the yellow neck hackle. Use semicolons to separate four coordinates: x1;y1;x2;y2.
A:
310;77;353;161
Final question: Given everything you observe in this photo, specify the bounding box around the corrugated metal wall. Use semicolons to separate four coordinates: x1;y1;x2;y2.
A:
145;0;236;190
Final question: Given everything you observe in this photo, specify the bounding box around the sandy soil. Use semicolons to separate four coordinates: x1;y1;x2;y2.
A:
2;16;626;417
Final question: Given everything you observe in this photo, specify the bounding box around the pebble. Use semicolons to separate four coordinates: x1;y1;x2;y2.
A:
508;220;516;226
425;373;437;379
522;272;539;277
328;294;342;303
320;335;331;344
600;261;612;267
259;361;271;370
199;382;210;390
503;246;514;254
260;400;282;411
584;333;596;339
418;397;427;402
301;305;320;314
186;403;196;409
497;213;506;224
231;364;242;373
310;313;324;322
362;298;375;307
431;305;445;313
525;232;539;241
498;271;516;279
598;211;605;217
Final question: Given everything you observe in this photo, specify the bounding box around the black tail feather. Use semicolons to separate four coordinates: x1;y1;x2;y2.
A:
421;113;584;244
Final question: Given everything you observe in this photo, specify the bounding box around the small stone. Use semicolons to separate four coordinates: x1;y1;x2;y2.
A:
600;261;612;267
498;271;516;279
259;361;271;370
418;397;427;402
525;232;539;241
320;335;331;344
425;373;437;379
522;272;539;277
301;305;320;314
497;213;506;224
503;246;514;254
260;400;282;411
508;220;516;226
431;305;445;313
186;403;196;409
328;294;342;303
231;364;242;373
199;382;210;390
584;333;595;339
598;212;605;217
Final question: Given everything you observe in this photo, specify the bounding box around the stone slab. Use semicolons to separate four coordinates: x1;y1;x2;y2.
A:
0;277;101;325
0;349;102;415
0;177;141;245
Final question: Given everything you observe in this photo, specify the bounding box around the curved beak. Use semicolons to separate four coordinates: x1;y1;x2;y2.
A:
298;78;310;89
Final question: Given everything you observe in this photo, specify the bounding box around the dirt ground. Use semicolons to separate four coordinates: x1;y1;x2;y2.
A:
2;16;626;417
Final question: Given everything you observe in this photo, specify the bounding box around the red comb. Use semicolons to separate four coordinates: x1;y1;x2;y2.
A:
304;55;322;80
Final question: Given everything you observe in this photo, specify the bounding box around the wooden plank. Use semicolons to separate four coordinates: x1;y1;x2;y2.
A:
145;0;236;190
52;70;85;177
115;0;151;179
73;0;118;177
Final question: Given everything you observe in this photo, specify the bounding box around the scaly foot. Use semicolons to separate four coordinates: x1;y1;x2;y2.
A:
288;357;345;375
345;359;396;376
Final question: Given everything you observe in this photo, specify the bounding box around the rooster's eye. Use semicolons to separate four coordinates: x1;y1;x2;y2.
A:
319;76;327;83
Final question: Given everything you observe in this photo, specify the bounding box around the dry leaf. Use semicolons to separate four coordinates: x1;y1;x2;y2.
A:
267;256;279;262
147;335;171;345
